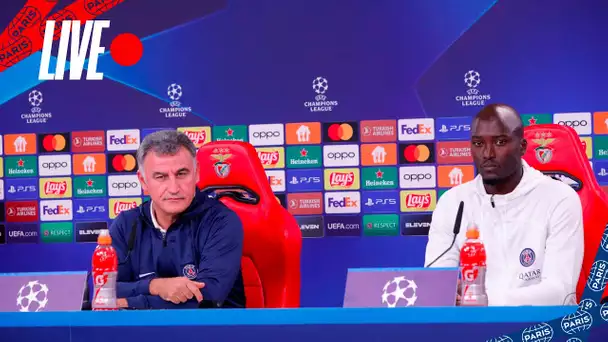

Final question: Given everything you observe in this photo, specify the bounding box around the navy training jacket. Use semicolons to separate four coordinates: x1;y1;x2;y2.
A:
108;191;246;309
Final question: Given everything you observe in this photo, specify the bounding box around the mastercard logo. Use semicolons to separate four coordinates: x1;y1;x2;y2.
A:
111;154;137;172
42;134;67;152
399;143;435;164
324;122;358;142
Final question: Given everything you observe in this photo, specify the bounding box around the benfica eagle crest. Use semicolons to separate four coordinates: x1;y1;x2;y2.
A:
210;150;232;178
532;132;555;164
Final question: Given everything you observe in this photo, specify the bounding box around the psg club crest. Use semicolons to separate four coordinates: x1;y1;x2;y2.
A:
519;248;536;267
182;264;197;279
210;149;232;178
532;132;555;164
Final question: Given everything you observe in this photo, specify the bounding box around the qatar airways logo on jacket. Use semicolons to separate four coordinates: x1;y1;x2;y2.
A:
40;200;73;221
107;130;140;151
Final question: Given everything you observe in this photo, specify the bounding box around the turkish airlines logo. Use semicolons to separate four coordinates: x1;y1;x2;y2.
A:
108;175;141;197
5;201;38;222
38;154;71;176
249;124;284;146
323;144;359;167
71;131;105;152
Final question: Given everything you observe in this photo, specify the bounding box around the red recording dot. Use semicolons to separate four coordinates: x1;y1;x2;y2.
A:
110;33;143;67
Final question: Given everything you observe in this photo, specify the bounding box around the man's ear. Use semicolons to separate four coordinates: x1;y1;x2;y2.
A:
137;169;148;193
520;138;528;157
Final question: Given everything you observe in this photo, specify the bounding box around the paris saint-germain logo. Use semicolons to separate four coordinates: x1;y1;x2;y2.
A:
182;264;197;279
519;248;536;267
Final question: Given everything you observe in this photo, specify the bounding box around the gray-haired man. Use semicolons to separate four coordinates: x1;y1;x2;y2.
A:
109;130;246;309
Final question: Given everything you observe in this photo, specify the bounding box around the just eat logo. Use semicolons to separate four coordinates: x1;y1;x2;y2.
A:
38;20;143;81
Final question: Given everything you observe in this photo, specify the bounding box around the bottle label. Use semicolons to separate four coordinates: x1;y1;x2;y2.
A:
92;270;117;309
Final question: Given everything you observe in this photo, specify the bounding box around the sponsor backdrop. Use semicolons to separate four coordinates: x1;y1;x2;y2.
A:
0;0;607;317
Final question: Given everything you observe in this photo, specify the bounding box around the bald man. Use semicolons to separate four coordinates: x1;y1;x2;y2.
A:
425;104;584;306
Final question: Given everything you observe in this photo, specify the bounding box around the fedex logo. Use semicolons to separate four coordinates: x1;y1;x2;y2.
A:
107;130;140;151
265;170;286;192
39;18;142;80
286;169;323;192
362;191;399;213
436;117;472;140
40;200;73;221
398;119;434;141
324;191;361;214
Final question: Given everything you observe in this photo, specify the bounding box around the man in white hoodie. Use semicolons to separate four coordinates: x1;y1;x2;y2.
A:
425;104;584;306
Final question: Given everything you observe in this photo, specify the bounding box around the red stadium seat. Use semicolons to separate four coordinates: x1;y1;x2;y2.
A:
196;141;302;308
522;123;608;302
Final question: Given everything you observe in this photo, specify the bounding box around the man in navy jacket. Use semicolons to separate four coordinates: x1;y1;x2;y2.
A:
110;130;246;309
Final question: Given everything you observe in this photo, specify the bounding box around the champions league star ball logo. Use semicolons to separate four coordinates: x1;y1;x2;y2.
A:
381;276;417;308
304;76;338;112
28;89;43;113
16;280;49;312
167;83;183;107
159;83;192;118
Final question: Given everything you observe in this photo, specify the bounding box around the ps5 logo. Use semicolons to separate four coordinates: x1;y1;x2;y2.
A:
289;176;321;184
364;198;397;206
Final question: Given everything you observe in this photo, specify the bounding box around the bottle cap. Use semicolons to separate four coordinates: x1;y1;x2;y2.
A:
97;229;112;245
466;227;479;239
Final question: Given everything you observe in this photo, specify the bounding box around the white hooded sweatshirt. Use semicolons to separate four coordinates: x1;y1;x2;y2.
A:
424;160;584;306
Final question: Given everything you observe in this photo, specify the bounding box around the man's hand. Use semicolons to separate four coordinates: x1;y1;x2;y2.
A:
149;277;205;304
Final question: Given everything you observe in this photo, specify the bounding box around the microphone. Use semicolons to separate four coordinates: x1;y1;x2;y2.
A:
490;195;495;208
425;201;464;268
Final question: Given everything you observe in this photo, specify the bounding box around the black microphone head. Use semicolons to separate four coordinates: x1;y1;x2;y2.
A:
453;201;464;235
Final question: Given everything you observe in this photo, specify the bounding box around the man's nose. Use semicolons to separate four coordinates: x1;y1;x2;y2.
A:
483;144;496;159
167;177;180;193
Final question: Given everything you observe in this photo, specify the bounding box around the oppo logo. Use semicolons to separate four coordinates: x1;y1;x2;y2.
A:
253;131;280;139
403;173;432;181
327;152;356;160
558;120;588;127
42;162;68;169
112;182;139;189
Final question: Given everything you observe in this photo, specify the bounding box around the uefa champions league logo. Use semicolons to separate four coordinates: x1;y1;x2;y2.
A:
304;76;338;112
380;276;417;308
159;83;192;118
22;89;52;124
455;69;491;107
16;280;49;312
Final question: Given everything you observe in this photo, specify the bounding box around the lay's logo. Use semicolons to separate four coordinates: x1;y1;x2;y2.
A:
323;168;360;191
177;127;211;148
109;197;142;219
39;177;72;199
255;147;285;169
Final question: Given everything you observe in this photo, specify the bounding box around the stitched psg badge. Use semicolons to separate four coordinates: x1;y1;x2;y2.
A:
182;264;197;279
519;248;536;267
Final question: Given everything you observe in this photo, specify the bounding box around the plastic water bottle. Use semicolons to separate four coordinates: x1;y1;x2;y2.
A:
91;229;118;310
459;226;488;306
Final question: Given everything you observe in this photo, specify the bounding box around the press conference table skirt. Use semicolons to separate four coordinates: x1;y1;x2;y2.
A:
0;306;606;341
